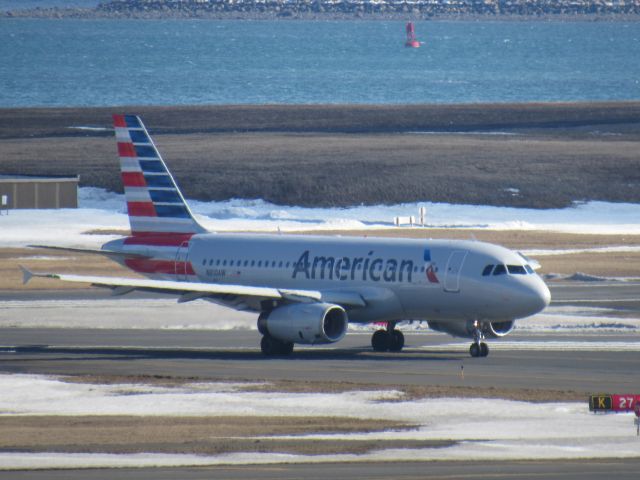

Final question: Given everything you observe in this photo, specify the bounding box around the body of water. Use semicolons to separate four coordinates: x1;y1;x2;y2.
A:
0;18;638;106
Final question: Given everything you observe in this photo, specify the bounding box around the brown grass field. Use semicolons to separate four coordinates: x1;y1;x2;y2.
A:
1;102;640;208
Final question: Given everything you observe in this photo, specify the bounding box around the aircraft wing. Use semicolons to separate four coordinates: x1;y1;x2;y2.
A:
28;245;149;260
19;267;366;309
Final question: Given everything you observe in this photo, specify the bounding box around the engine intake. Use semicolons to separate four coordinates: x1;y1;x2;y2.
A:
428;320;515;339
258;303;348;345
487;320;515;338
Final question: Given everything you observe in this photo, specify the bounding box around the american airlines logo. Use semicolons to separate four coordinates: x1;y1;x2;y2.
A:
292;250;438;283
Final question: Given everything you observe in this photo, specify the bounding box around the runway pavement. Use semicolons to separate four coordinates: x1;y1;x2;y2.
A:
0;282;639;392
1;327;639;393
3;459;640;480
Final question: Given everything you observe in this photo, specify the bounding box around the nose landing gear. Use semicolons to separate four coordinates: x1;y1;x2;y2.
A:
371;323;405;353
469;320;489;357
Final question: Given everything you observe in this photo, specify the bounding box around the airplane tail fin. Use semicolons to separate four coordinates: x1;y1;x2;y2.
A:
113;114;206;237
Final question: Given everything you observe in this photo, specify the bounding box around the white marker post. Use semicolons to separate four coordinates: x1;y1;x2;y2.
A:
419;206;426;226
1;195;7;215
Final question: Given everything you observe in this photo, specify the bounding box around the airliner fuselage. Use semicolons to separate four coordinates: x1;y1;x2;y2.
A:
105;232;550;330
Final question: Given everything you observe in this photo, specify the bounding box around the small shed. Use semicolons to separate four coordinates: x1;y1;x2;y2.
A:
0;175;79;209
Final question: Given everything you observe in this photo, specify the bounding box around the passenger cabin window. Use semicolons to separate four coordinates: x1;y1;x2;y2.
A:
493;264;507;276
482;265;494;276
507;265;527;275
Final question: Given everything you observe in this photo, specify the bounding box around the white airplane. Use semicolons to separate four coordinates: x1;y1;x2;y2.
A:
23;115;551;357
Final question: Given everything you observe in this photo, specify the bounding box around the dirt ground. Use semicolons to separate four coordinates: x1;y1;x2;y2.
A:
0;415;433;456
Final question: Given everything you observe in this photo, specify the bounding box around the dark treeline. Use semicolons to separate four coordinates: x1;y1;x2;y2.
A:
4;0;640;19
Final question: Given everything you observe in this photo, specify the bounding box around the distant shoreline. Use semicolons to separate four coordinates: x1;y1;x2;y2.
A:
2;7;640;22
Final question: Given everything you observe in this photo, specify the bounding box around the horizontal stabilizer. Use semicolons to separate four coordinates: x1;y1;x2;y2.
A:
19;265;34;285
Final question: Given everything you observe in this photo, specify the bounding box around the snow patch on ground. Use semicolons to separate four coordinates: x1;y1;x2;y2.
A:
515;306;640;333
423;341;640;352
3;188;640;248
523;246;640;257
0;374;638;469
0;298;256;330
2;301;638;333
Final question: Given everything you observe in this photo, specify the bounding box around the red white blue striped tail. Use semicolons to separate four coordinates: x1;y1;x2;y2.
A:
113;114;206;237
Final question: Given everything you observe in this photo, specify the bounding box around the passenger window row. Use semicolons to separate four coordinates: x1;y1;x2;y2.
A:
201;259;428;274
482;263;534;276
202;258;291;268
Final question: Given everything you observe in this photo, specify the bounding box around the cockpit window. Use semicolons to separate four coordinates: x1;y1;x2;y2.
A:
493;264;507;275
507;265;527;275
525;264;534;274
482;265;494;276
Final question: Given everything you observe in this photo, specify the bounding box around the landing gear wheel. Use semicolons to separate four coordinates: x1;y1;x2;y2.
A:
469;342;489;358
260;335;294;356
371;330;390;352
261;335;278;355
389;330;405;352
279;341;294;355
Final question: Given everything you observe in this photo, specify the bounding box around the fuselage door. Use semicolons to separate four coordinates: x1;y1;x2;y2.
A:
175;240;190;281
443;250;467;293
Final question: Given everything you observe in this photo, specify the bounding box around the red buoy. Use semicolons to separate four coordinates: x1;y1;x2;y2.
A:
405;22;421;48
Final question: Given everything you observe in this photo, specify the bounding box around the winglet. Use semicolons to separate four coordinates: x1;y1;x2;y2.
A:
518;252;542;271
19;265;33;285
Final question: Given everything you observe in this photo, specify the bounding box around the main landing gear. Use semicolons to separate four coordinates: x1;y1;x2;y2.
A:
469;320;489;358
371;323;405;353
260;334;294;356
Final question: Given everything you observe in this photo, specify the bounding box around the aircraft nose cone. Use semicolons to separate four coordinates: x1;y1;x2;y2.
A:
527;278;551;315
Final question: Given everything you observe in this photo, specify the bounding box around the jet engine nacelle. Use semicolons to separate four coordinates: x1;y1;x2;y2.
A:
428;320;515;339
258;303;348;345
